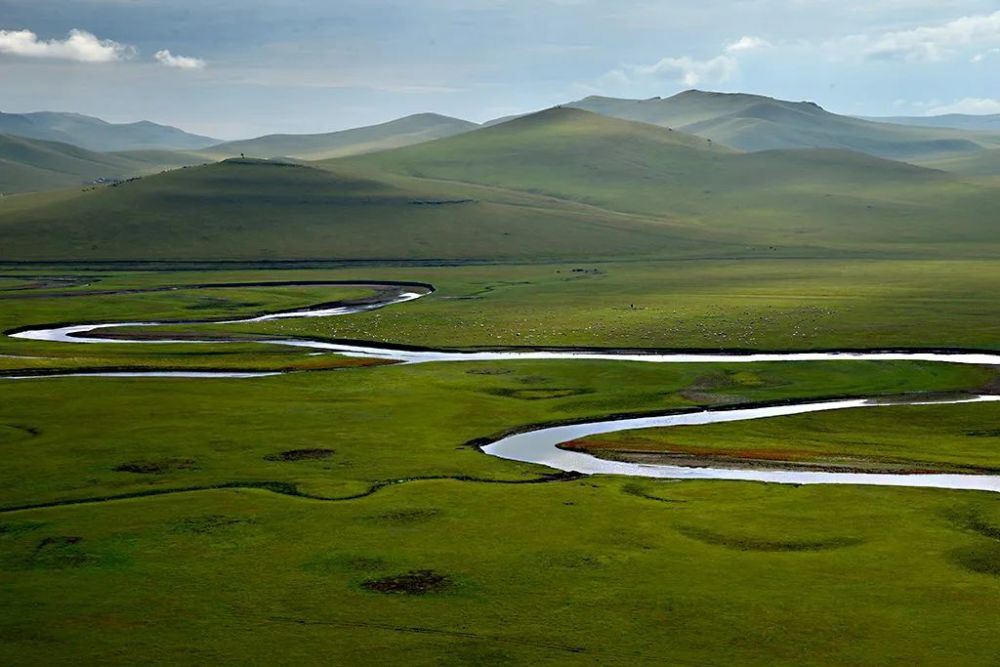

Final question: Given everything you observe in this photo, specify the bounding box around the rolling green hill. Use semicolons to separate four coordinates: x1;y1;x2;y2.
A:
0;110;218;151
567;90;1000;161
3;108;998;262
0;133;207;194
914;148;1000;178
336;107;1000;255
203;113;478;161
0;158;713;261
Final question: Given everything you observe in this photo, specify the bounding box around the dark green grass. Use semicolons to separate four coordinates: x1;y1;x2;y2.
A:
2;481;1000;664
0;159;716;262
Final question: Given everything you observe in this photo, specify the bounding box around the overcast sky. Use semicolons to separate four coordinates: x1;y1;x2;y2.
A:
1;0;998;139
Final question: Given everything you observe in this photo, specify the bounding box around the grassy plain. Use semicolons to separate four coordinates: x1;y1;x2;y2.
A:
1;268;999;664
147;260;1000;352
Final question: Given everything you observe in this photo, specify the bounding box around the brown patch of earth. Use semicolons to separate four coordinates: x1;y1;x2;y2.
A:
361;570;452;595
114;458;195;474
265;448;334;462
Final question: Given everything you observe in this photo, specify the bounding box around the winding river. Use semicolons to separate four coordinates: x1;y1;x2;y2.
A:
6;281;1000;492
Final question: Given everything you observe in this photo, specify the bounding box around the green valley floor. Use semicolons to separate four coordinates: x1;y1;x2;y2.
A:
1;260;999;665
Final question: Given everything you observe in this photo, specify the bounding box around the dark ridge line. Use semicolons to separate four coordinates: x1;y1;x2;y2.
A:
265;616;586;654
0;472;583;515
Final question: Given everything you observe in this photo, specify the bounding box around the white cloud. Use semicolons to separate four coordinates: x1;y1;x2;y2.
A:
601;52;739;88
595;33;772;91
0;28;133;63
859;10;1000;62
971;47;999;62
725;36;772;54
154;49;206;70
637;55;737;86
927;98;1000;115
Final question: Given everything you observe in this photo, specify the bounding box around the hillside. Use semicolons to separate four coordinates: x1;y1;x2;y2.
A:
914;148;1000;178
867;113;1000;133
567;90;1000;161
0;134;207;194
337;107;1000;255
204;113;478;160
0;111;218;151
0;158;710;261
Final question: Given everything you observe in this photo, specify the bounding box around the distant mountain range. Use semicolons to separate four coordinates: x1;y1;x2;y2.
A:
3;90;1000;195
0;111;219;152
565;90;1000;160
864;113;1000;133
204;113;478;160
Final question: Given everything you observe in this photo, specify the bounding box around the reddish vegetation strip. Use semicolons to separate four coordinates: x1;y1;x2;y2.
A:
562;437;819;463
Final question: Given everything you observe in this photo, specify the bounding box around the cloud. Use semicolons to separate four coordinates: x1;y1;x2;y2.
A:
971;47;999;62
858;10;1000;62
636;55;737;86
596;33;772;90
0;28;133;63
601;51;739;88
725;36;772;54
927;98;1000;115
154;49;206;69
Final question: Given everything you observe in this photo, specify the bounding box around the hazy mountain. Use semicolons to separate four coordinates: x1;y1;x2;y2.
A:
864;113;1000;133
0;111;219;152
204;113;479;160
0;133;207;194
566;90;1000;160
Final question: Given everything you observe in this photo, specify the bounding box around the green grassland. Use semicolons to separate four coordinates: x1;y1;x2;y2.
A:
0;159;716;262
2;271;1000;664
2;98;1000;664
147;260;1000;352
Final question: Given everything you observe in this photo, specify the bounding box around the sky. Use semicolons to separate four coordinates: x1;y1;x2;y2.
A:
0;0;998;140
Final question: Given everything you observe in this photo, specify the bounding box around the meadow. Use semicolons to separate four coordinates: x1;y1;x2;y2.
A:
1;265;999;664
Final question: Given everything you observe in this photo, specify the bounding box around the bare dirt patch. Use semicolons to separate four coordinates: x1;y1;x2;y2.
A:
265;448;334;462
361;570;452;595
677;525;865;552
485;387;593;401
173;514;256;534
113;458;195;474
364;508;443;525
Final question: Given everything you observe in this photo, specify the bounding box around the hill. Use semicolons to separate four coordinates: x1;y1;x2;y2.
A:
0;110;218;151
0;158;709;261
204;113;478;160
3;108;998;262
914;148;1000;178
566;90;1000;161
336;107;1000;256
866;113;1000;133
0;134;207;194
